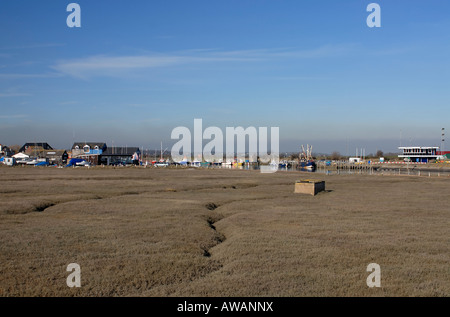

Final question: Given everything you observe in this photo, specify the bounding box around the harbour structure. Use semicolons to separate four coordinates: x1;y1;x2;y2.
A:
398;146;440;163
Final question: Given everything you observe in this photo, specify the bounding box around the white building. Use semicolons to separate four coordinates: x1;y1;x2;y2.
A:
398;147;439;163
349;157;362;163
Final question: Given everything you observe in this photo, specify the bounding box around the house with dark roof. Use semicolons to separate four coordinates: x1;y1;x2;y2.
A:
0;144;13;157
19;143;53;154
44;150;69;165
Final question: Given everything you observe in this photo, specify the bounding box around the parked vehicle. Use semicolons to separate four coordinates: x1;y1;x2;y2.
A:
3;157;16;166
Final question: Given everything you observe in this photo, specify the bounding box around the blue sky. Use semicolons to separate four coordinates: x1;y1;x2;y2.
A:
0;0;449;154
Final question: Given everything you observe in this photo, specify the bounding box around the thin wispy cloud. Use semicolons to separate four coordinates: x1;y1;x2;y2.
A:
208;45;354;59
51;54;256;79
126;103;146;108
52;45;354;79
0;73;62;79
59;101;78;106
269;76;333;81
368;47;412;56
0;43;65;51
0;114;27;119
52;55;186;79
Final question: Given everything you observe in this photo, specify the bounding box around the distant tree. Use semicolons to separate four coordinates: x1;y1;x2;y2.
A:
376;150;384;157
330;151;341;161
9;144;20;154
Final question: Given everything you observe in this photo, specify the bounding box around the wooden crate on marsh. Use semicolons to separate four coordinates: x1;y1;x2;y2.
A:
295;180;325;196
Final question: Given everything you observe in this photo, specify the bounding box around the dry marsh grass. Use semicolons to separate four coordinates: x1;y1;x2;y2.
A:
0;166;448;297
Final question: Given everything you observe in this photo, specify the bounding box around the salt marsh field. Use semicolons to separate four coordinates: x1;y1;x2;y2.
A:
0;166;449;296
